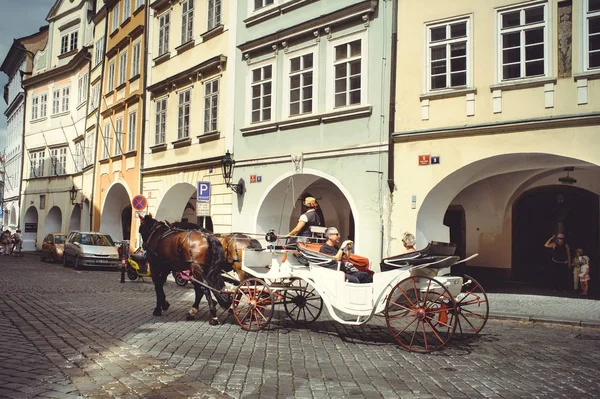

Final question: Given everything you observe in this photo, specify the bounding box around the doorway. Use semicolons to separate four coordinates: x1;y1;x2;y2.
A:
443;205;466;259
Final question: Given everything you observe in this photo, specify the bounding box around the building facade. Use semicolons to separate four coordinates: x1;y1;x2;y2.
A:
21;0;94;250
93;0;147;243
0;28;49;232
392;0;600;286
141;0;235;235
231;0;394;264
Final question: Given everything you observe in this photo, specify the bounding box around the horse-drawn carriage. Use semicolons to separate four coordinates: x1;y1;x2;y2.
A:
138;215;489;353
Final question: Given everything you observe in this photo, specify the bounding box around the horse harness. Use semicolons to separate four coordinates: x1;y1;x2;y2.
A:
143;221;210;269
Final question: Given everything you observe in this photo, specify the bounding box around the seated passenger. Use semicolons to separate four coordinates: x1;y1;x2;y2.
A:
401;232;417;254
319;227;372;284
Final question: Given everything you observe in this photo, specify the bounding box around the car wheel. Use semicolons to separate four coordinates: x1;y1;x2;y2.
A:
63;253;68;267
74;255;81;270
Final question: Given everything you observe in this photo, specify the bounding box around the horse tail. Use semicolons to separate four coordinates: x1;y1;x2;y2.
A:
205;234;231;309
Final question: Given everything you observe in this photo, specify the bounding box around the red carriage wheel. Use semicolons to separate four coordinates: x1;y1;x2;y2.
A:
451;274;489;340
283;279;323;325
385;276;457;353
232;278;274;331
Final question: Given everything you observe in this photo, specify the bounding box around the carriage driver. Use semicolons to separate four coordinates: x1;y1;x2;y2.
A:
319;227;372;284
287;197;322;241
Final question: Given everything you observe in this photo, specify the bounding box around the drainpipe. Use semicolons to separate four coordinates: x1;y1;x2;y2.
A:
387;0;398;193
18;50;32;231
81;49;92;229
140;6;149;200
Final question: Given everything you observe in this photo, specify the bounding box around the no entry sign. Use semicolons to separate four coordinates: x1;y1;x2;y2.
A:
132;195;147;211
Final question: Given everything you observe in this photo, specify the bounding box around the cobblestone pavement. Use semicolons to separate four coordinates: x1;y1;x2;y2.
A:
1;254;599;398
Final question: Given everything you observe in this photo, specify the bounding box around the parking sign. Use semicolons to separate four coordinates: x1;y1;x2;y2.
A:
197;181;211;202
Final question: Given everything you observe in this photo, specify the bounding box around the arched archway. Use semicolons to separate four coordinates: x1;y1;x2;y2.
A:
22;206;38;251
69;206;81;232
45;206;62;235
100;183;131;241
155;183;214;230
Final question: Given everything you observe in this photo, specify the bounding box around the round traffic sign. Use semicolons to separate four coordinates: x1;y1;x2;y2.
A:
132;195;147;211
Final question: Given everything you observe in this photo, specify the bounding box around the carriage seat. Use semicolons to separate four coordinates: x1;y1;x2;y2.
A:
296;242;338;268
380;241;458;272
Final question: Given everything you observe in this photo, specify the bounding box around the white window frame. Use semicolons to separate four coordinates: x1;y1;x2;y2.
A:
155;98;167;144
30;150;45;177
90;83;99;110
39;94;48;118
203;78;219;133
132;42;141;77
208;0;222;30
60;34;69;54
248;61;275;124
583;0;600;71
50;147;67;176
103;124;111;159
327;31;368;111
136;0;144;10
85;130;95;166
76;141;84;171
128;111;137;152
52;90;60;114
94;37;105;66
283;48;317;118
69;31;78;52
62;87;70;112
112;6;120;32
78;73;89;105
123;0;131;20
114;118;123;155
31;96;39;120
251;0;274;12
496;1;551;82
181;0;194;44
107;61;115;92
119;51;128;86
178;89;191;139
425;16;472;92
158;12;171;56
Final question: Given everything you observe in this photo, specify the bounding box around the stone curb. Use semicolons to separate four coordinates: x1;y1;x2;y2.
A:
489;312;600;328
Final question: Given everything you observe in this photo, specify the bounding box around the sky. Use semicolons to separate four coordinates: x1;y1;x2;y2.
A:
0;0;56;151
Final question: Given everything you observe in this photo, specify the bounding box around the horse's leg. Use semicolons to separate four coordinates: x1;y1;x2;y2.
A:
160;272;170;311
152;275;164;316
186;281;204;321
204;286;219;326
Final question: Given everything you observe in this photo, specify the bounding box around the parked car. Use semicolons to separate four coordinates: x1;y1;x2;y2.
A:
63;231;120;269
40;233;67;263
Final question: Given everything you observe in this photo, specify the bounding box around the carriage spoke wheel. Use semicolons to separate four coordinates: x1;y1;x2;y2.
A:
283;279;323;325
233;278;274;331
385;276;457;353
451;274;489;340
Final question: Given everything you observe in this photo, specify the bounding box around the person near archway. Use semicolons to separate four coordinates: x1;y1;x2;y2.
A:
319;227;372;283
287;197;322;241
401;232;417;254
544;233;571;292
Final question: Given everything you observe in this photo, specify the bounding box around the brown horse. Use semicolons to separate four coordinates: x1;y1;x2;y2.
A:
138;214;229;324
186;233;263;320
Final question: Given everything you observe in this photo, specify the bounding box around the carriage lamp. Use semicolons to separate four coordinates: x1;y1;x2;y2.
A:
69;185;79;205
221;151;244;195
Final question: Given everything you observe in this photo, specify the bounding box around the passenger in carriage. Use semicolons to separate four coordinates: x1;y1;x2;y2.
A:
401;232;417;254
319;227;372;284
287;197;322;242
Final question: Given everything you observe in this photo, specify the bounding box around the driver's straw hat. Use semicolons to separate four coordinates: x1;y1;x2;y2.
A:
303;197;317;206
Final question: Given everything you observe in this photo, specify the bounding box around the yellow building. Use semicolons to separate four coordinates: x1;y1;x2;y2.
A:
392;0;600;284
142;0;235;232
94;0;147;242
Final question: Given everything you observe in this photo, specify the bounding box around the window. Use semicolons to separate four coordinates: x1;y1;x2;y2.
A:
31;96;39;120
52;90;60;114
158;12;171;56
78;73;89;105
333;39;362;107
112;6;120;32
61;31;78;54
103;124;111;158
90;83;99;110
76;141;84;171
50;147;67;176
62;87;70;112
40;195;46;210
61;35;69;54
254;0;274;10
94;37;105;66
70;31;78;52
289;53;313;115
40;94;47;118
427;18;469;91
498;3;548;81
136;0;144;9
128;111;136;152
155;98;167;144
119;51;128;85
30;150;45;177
250;65;273;123
115;118;123;155
204;79;219;133
178;89;191;139
181;0;194;44
132;42;141;77
85;130;94;166
208;0;221;30
123;0;131;20
585;0;600;70
107;62;115;92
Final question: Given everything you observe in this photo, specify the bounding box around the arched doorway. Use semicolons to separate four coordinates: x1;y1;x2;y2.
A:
22;206;38;251
512;186;599;292
100;183;131;241
156;183;214;231
45;206;62;235
69;206;81;232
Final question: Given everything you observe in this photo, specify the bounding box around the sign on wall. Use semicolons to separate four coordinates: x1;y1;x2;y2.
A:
197;182;211;202
25;223;37;233
196;201;210;217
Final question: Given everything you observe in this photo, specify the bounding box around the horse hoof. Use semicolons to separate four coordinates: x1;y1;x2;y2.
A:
186;314;195;321
153;309;162;317
209;318;219;326
228;308;233;315
162;301;170;311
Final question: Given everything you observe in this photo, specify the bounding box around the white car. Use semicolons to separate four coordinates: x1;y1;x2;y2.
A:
63;231;120;269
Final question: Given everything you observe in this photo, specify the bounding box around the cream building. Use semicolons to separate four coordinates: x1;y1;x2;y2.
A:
393;0;600;285
21;0;95;250
142;0;236;233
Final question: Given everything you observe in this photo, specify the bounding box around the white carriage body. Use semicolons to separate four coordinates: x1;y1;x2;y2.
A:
241;248;464;324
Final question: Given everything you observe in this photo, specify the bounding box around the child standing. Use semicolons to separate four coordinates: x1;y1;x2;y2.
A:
572;248;584;292
579;255;590;296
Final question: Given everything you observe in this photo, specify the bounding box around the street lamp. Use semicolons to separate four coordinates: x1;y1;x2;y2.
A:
69;185;79;205
221;151;244;195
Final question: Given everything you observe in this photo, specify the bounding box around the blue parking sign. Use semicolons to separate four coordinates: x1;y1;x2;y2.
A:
197;182;211;202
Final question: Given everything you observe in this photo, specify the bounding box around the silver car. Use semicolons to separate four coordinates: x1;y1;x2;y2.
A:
63;231;120;269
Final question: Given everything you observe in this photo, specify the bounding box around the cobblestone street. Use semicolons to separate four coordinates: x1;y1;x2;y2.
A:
1;254;599;398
